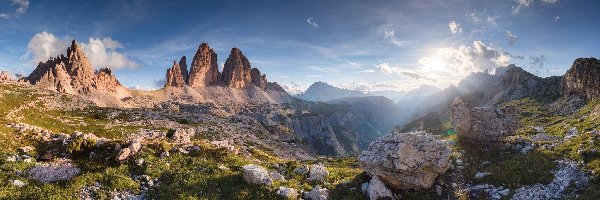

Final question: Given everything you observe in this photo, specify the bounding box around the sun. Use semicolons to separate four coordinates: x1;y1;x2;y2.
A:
419;56;449;73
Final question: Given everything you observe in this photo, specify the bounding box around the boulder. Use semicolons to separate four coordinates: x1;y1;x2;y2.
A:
367;176;396;200
241;164;273;185
292;164;310;175
169;128;195;144
358;130;451;190
302;185;329;200
451;97;519;143
277;187;298;199
308;163;329;183
270;170;285;181
28;158;81;183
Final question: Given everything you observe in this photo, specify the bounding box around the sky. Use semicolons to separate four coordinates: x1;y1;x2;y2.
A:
0;0;599;94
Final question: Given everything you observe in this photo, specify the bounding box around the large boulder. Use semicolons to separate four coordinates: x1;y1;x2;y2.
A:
241;164;273;185
358;131;451;190
451;97;519;143
302;185;329;200
307;163;329;183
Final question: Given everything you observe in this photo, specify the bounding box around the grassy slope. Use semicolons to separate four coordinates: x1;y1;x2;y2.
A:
0;84;365;199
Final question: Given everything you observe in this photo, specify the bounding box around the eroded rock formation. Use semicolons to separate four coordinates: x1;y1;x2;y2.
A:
222;48;252;88
563;58;600;100
250;68;267;89
451;97;519;143
188;43;219;87
25;40;122;95
165;60;186;87
358;130;451;190
0;71;13;82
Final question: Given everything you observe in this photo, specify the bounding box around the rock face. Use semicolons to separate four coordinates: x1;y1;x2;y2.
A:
222;48;252;88
25;40;123;96
451;97;519;143
358;131;451;190
250;68;267;89
188;43;219;87
563;58;600;100
0;71;13;82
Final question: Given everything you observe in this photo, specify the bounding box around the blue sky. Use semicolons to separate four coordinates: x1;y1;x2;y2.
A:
0;0;599;94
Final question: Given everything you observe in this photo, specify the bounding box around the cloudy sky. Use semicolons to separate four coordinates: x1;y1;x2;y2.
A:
0;0;598;94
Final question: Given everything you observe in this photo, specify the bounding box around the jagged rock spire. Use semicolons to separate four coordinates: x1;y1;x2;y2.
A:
222;48;252;88
188;43;219;87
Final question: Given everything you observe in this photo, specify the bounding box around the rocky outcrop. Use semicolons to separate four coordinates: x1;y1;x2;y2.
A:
307;163;329;183
563;58;600;100
93;68;120;93
250;68;267;89
222;48;252;88
451;97;519;143
165;60;186;87
366;176;397;200
26;40;123;96
188;43;219;87
0;71;13;82
288;115;347;156
358;131;451;190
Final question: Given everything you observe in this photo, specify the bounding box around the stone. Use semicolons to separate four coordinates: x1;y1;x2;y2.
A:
475;172;491;179
11;179;26;187
562;58;600;100
511;160;589;200
38;151;53;162
270;170;285;181
169;128;195;144
367;176;397;200
28;158;81;183
565;127;579;139
129;141;142;154
19;146;34;153
241;164;273;185
188;43;219;87
221;48;252;88
292;164;310;175
308;163;329;183
116;148;131;161
276;187;298;199
451;97;519;144
0;71;13;82
358;130;451;190
210;140;238;154
302;185;329;200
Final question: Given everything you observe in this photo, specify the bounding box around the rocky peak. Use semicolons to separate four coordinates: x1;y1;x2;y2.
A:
179;56;189;83
500;64;538;89
165;60;186;87
563;58;600;100
188;43;219;88
222;48;252;88
250;68;267;89
26;40;122;95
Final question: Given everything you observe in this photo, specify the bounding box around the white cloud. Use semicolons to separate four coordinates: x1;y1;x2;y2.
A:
0;0;29;18
306;17;318;29
383;27;411;47
348;61;358;66
13;0;29;15
376;41;512;88
280;82;305;95
542;0;558;4
468;10;496;25
26;31;139;70
513;0;532;14
506;31;517;45
448;20;462;34
554;16;560;22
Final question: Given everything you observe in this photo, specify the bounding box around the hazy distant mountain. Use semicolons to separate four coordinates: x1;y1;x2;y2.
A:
295;82;367;102
296;81;407;102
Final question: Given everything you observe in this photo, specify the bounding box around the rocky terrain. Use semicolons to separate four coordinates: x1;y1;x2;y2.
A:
3;50;600;199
